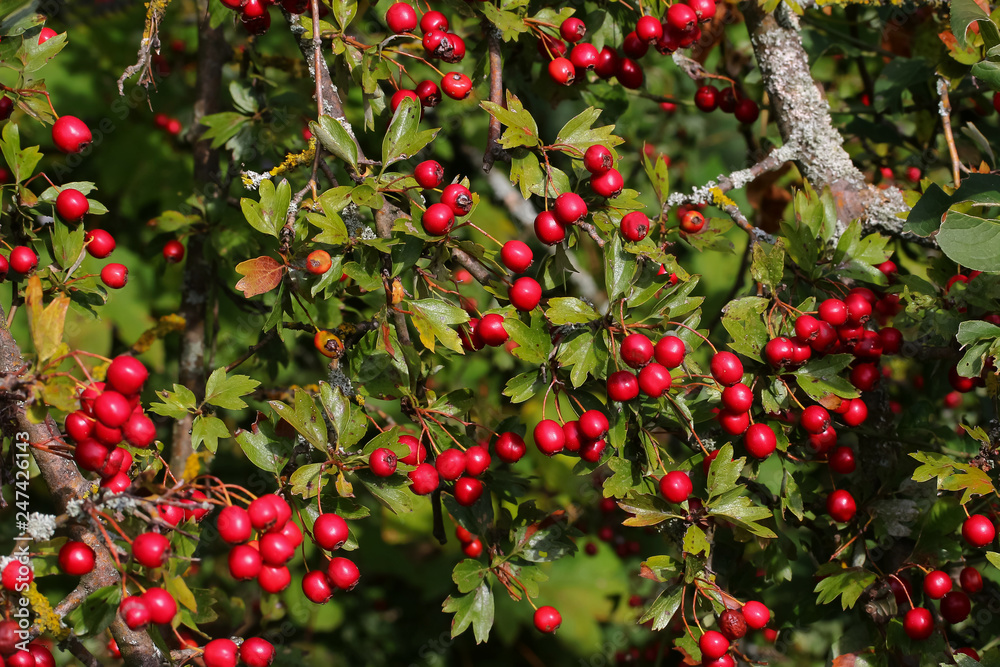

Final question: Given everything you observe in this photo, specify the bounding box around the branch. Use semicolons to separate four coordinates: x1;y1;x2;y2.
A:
743;2;914;243
374;204;412;347
483;26;508;173
666;143;799;210
116;0;169;95
936;76;962;188
170;0;228;474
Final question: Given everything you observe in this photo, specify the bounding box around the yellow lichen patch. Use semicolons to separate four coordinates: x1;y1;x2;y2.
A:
270;139;317;178
28;581;68;639
183;450;212;480
710;188;736;208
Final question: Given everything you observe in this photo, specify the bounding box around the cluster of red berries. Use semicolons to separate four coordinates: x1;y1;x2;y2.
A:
529;409;613;463
397;434;490;504
894;560;989;647
203;636;277;667
386;3;473;103
454;524;483;558
67;355;155;491
693;83;760;124
698;600;771;666
0;622;55;667
414;161;474;236
153;112;183;136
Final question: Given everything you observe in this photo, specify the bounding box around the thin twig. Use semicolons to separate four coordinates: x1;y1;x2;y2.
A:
937;76;962;188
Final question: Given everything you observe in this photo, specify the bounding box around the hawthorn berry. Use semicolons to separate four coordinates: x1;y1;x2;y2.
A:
659;470;693;503
385;2;417;33
398;434;426;465
548;57;575;85
826;489;856;523
143;587;177;625
240;637;276;667
654;336;686;368
763;337;795;368
694;85;718;112
638;363;671;397
52;115;92;153
620;211;649;242
718;608;747;640
420;10;448;33
203;638;239;667
590;168;624;198
828;446;856;474
800;405;830;434
607;370;639;402
107;355;148;395
534;419;566;456
119;596;151;630
742;600;770;629
305;249;332;275
711;351;743;386
744;423;777;459
621;333;654;368
9;246;38;274
258;564;292;593
553;192;588;225
501;240;533;273
312;513;349;550
721;383;753;413
636;15;663;42
495;432;526;463
734;99;760;124
477;313;508;346
454;476;484;506
328;556;361;590
579;410;609;439
509;277;542;311
940;590;971;624
580;437;607;463
441;72;473;99
819;299;848;326
435;448;467;480
101;263;129;289
132;532;169;568
303;570;335;603
533;605;562;633
902;607;934;640
718;410;750;436
960;566;983;593
962;513;995;547
595;47;618;78
465;445;491;476
441;183;473;216
409;462;440;494
615;57;643;89
369;447;398;477
85;229;116;258
58;541;95;576
55;188;89;222
533;210;566;245
559;17;586;42
699;630;730;660
415;79;441;107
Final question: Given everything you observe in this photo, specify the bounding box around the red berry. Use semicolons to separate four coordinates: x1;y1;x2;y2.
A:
960;566;983;593
501;240;533;273
477;313;508;347
733;99;760;124
940;590;971;624
369;447;398;477
422;202;454;235
744;423;776;459
800;405;830;434
1;560;29;592
903;607;934;640
441;72;473;99
763;337;795;368
636;15;663;42
590;168;624;198
123;412;155;448
963;513;995;547
203;638;239;667
741;600;770;629
699;630;729;660
462;538;483;558
694;85;718;112
217;506;252;544
101;263;128;289
579;410;609;439
58;541;95;576
533;605;562;633
718;410;750;436
534;210;566;245
9;246;38;274
240;637;275;667
52;115;92;153
303;570;334;603
679;209;705;233
27;644;54;667
107;355;148;395
55;188;89;222
559;17;586;42
132;532;169;568
385;2;418;33
465;445;491;476
850;363;880;391
142;587;177;625
327;556;360;590
826;489;856;523
828;446;856;474
620;211;649;242
620;333;654;368
414;161;445;190
415;79;441;107
659;471;692;503
435;448;466;480
595;47;619;79
534;419;565;456
85;229;116;258
819;299;848;326
228;544;262;580
654;336;686;368
537;34;568;60
163;239;185;263
420;10;448;33
119;596;151;630
495;432;526;463
441;183;473;216
509;276;542;311
409;462;440;494
607;370;639;402
582;146;613;176
548;57;575;85
615;57;644;89
305;249;332;275
258;564;291;593
638;363;671;398
553;192;588;225
454;476;483;506
721;383;753;413
711;351;743;386
94;391;131;428
622;31;648;58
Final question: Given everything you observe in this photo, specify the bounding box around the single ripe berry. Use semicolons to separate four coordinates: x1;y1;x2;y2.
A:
385;2;418;33
659;471;692;503
465;445;491;476
763;337;795;368
441;183;473;216
258;564;292;593
440;72;473;100
688;0;717;21
476;313;508;347
826;489;856;523
636;15;663;42
579;410;609;439
694;86;718;112
962;513;995;547
454;476;484;506
615;57;644;89
711;351;743;386
306;249;332;275
390;89;419;114
420;10;448;33
548;57;575;85
559;17;586;42
313;513;349;550
422;203;454;235
163;239;185;263
240;637;276;667
584;145;613;174
734;99;760;124
9;246;38;274
495;432;526;463
607;370;639;401
94;391;131;428
595;46;619;78
85;229;116;258
435;448;467;480
638;363;671;398
534;419;565;456
842;398;868;427
741;600;770;629
622;31;648;58
960;566;983;593
415;79;441;107
620;211;649;242
654;336;685;368
52;115;92;153
409;462;439;494
303;569;335;603
818;299;848;326
55;188;89;222
667;2;698;32
509;277;542;311
940;590;971;624
553;192;588;225
398;434;426;466
142;587;177;625
101;263;129;289
133;532;169;568
119;596;151;630
800;405;830;434
533;605;562;633
534;210;566;245
621;333;654;368
327;557;360;590
699;630;729;660
107;355;148;395
203;638;239;667
744;423;777;459
217;505;253;544
501;240;533;273
0;561;29;593
414;160;444;189
58;541;95;576
903;607;934;640
679;209;705;233
828;446;856;474
721;383;753;413
590;168;624;198
369;447;398;477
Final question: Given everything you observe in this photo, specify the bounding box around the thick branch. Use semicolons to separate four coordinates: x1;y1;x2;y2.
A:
170;0;228;473
743;2;914;242
483;26;508;173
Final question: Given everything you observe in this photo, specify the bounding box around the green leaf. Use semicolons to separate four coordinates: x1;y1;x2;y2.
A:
639;586;684;631
200;111;249;149
481;3;529;40
556;331;600;388
903;183;952;236
21;28;66;72
545;297;600;325
706;444;742;501
203;367;261;410
813;565;877;609
750;239;785;291
51;220;85;269
408;298;470;354
951;0;1000;49
618;494;675;527
0;121;41;183
794;354;860;401
452;559;487;594
504;310;552;365
605;235;636;301
269;389;328;451
289;462;325;498
987;551;1000;571
66;583;121;635
381;95;437;167
937;210;1000;273
234;423;288;474
319;383;367;449
642;148;670;205
307;211;349;245
443;582;494;643
509;149;544;199
148;385;198;419
356;469;415;514
312;115;359;171
708;487;777;538
683;524;709;556
721;297;769;361
191;415;229;454
554;107;624;153
503;370;544;403
603;456;641;498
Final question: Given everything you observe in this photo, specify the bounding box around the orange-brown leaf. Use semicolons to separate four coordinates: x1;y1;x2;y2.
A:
235;256;285;298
